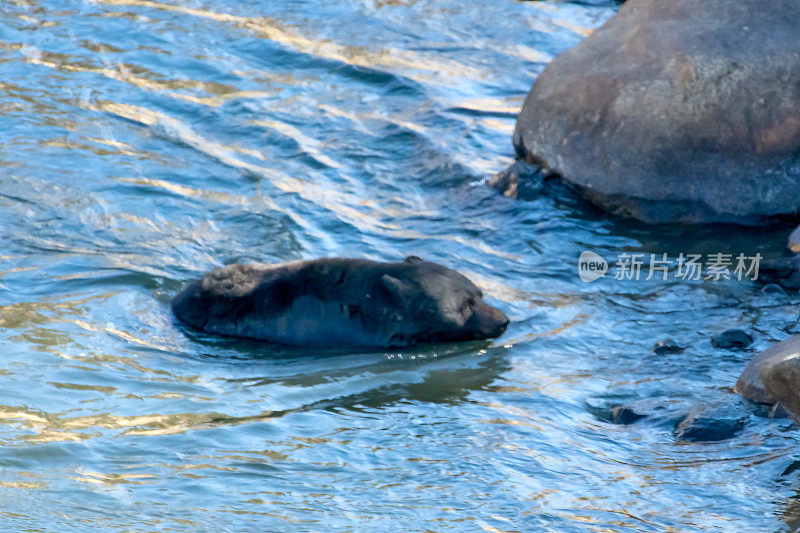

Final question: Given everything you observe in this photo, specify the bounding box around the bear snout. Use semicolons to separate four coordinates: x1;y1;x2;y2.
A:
472;302;509;339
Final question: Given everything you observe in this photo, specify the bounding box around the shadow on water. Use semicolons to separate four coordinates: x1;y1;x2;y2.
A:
243;347;512;410
497;164;795;259
0;344;512;440
771;455;800;532
181;324;493;359
186;329;513;408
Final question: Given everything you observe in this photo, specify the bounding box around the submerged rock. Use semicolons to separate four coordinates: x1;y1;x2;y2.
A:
711;329;753;350
673;412;746;443
587;402;647;425
652;339;684;355
487;160;545;200
512;0;800;224
760;255;800;291
672;396;750;443
736;336;800;420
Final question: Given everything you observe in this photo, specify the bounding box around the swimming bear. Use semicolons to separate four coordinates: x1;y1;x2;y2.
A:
171;256;509;348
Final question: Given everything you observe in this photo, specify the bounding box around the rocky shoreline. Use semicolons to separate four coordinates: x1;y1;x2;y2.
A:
498;0;800;422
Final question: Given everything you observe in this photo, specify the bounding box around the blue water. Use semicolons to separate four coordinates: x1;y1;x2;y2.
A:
1;1;799;530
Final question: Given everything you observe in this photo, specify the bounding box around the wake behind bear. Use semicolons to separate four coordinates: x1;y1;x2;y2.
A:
172;256;509;348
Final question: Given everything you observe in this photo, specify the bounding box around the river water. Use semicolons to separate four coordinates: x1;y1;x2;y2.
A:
2;0;799;531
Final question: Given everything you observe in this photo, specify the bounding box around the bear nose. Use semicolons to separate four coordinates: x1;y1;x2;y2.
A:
498;315;510;334
474;303;509;338
492;313;510;336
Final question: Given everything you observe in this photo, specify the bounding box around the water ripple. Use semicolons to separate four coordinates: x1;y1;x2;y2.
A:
1;0;797;530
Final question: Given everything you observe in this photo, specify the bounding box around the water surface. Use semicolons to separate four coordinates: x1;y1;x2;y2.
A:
1;0;799;530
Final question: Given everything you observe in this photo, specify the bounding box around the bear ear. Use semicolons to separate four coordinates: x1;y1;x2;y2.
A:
404;255;424;264
381;274;411;301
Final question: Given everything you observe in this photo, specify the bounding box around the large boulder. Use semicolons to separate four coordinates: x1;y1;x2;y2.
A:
735;335;800;420
512;0;800;224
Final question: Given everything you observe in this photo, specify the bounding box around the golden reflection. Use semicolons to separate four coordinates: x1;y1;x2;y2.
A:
0;292;179;356
479;524;520;533
15;329;71;349
361;0;419;6
119;410;284;437
47;382;116;394
490;386;530;394
217;449;288;461
230;69;309;87
153;392;184;400
84;137;167;161
18;15;59;28
70;469;157;486
88;101;405;232
499;313;588;347
551;19;597;38
0;293;200;381
484;402;549;423
19;429;101;443
483;418;544;431
0;404;288;442
95;0;482;81
0;409;49;425
0;480;45;489
21;47;280;107
167;462;237;473
84;99;519;258
0;61;92;131
0;265;37;280
0;294;105;330
40;136;153;160
92;101;274;166
78;40;126;54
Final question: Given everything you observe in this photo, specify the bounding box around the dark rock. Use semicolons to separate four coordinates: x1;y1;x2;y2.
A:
759;254;800;291
760;283;787;296
711;329;753;350
608;406;645;425
674;414;745;443
673;396;749;443
487;160;545;199
736;335;800;421
760;351;800;422
586;402;646;425
512;0;800;224
652;339;684;355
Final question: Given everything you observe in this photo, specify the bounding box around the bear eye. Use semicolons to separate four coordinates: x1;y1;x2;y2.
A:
460;298;475;316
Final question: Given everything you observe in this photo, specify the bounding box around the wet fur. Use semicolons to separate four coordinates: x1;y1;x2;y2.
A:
172;257;509;347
